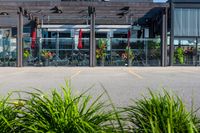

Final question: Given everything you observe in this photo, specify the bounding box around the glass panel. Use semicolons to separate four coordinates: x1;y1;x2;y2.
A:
96;38;111;66
174;8;182;36
38;37;89;66
110;38;161;66
23;37;37;66
111;38;127;66
131;38;161;66
0;38;17;66
174;38;196;65
0;29;16;66
111;38;127;49
197;39;200;66
174;8;199;37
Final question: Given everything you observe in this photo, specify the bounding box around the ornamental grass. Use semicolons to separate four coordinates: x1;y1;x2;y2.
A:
124;89;200;133
11;84;122;133
0;85;199;133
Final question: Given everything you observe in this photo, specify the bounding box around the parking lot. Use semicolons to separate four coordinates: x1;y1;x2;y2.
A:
0;67;200;109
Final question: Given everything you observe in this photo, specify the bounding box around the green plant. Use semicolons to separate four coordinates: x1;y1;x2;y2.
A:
13;83;120;133
148;41;161;59
174;46;184;64
122;46;134;62
0;94;18;132
1;84;200;133
124;89;199;133
96;39;107;61
41;50;54;60
23;50;30;59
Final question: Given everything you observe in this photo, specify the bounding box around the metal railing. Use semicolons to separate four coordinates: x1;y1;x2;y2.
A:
0;37;161;67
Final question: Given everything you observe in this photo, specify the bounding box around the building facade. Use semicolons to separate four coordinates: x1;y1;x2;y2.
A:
1;0;196;67
170;0;200;66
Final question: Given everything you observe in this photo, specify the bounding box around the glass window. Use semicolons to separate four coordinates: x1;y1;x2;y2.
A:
174;8;199;36
0;29;16;67
174;38;196;65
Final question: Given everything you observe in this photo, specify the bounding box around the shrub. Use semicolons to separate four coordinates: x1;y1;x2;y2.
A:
124;89;200;133
0;85;200;133
14;84;121;133
0;94;18;132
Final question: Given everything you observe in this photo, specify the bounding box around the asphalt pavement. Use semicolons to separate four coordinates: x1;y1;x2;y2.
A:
0;67;200;110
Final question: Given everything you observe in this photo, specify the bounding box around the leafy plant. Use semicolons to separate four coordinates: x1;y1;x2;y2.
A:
125;46;134;61
174;47;184;64
96;39;107;61
0;94;18;132
13;83;120;133
148;41;161;59
23;50;30;59
0;84;200;133
41;50;54;60
122;46;134;61
124;89;199;133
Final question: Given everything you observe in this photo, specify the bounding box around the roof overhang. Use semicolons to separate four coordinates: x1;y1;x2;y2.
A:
0;1;169;26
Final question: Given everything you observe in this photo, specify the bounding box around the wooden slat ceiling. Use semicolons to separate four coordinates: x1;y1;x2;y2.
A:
0;1;169;26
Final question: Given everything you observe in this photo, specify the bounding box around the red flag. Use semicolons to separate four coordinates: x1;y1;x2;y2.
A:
31;28;36;49
78;29;83;49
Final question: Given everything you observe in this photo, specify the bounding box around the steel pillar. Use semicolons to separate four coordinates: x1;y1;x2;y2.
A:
89;6;96;67
17;11;23;67
170;2;174;66
161;7;168;67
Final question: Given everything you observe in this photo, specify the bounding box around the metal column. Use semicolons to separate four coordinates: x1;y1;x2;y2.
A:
170;2;174;66
161;7;168;67
17;11;23;67
56;31;59;61
89;6;96;67
164;7;168;66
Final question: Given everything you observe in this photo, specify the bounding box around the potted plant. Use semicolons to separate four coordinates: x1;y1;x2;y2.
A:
23;50;30;65
174;46;184;64
96;39;107;66
41;50;54;66
122;46;134;66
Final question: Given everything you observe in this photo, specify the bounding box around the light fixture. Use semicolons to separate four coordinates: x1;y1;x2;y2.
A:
117;6;130;18
50;6;58;11
24;9;28;16
50;6;62;14
28;13;33;20
52;9;62;14
0;12;9;16
120;7;130;12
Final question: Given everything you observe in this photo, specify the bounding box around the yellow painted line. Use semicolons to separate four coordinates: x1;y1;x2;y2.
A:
128;69;143;79
0;70;27;78
122;68;143;79
70;70;82;79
